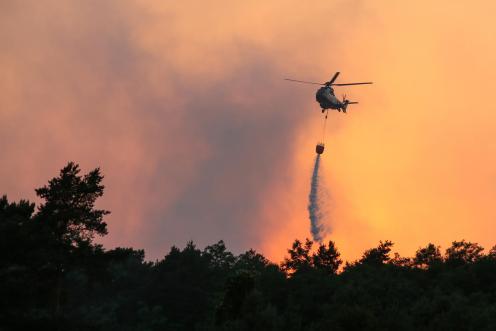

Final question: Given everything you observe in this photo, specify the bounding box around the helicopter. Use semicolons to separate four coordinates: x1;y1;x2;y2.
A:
285;72;372;114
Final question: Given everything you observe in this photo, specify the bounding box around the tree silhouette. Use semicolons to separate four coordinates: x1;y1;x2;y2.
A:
2;163;496;330
445;240;484;264
359;240;394;265
35;162;109;248
0;196;37;328
235;249;270;272
0;196;35;265
281;239;313;274
204;240;235;270
312;240;342;275
413;243;442;268
489;245;496;259
33;162;110;326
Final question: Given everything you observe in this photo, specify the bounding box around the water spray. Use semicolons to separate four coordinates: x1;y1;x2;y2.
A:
308;154;324;242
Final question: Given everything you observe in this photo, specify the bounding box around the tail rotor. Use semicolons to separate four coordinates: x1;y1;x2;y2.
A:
342;94;349;113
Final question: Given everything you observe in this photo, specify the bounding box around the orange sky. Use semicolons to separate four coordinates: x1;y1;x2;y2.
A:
1;1;495;262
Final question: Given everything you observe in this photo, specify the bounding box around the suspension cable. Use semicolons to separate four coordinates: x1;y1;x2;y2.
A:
321;111;328;143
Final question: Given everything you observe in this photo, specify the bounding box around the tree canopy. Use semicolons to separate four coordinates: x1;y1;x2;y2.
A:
1;162;496;330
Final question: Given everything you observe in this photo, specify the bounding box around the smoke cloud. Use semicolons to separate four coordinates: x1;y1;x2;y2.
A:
0;0;318;259
2;1;496;262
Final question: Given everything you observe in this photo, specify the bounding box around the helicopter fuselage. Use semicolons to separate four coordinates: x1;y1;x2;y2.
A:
316;86;342;110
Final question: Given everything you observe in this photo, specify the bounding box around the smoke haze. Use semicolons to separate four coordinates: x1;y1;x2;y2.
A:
2;1;496;262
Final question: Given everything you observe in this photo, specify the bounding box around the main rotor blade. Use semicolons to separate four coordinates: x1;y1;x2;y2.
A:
326;72;341;85
284;78;324;85
333;82;373;86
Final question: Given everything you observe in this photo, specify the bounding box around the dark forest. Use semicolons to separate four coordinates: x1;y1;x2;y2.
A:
1;163;496;330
